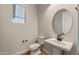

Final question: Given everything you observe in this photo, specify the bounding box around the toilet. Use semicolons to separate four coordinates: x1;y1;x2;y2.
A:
29;36;46;55
29;43;41;55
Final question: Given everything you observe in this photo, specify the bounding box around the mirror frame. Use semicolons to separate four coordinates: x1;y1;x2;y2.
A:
52;9;73;35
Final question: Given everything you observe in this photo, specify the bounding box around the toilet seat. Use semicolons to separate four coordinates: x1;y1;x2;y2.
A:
30;43;41;50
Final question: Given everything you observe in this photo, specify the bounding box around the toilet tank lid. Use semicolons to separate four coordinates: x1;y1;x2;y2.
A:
38;35;45;38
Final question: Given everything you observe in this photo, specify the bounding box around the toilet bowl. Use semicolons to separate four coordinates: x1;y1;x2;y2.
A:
29;43;41;55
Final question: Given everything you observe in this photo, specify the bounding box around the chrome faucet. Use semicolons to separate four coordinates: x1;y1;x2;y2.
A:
57;33;64;41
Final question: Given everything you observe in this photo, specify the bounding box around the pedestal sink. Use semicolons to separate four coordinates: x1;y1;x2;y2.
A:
45;38;73;52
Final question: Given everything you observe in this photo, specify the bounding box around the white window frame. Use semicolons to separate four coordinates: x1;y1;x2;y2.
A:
12;5;26;24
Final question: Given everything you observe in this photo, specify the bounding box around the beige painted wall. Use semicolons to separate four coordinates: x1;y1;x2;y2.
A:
38;4;78;55
0;4;38;54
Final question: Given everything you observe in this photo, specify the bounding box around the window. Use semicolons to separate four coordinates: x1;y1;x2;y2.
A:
13;5;26;24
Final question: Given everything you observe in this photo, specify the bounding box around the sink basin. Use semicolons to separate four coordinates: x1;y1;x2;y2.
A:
45;38;73;52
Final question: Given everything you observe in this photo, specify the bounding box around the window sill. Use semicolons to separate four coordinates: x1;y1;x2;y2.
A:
12;19;25;24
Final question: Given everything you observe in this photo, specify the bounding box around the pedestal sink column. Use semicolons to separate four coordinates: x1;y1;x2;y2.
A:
52;47;62;55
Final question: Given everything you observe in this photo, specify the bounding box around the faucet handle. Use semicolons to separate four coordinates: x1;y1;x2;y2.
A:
57;34;60;37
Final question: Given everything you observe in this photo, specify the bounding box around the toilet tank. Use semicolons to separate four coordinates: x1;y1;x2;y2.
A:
38;36;46;45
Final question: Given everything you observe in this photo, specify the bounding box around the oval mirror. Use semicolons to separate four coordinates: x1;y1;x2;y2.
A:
52;9;72;35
